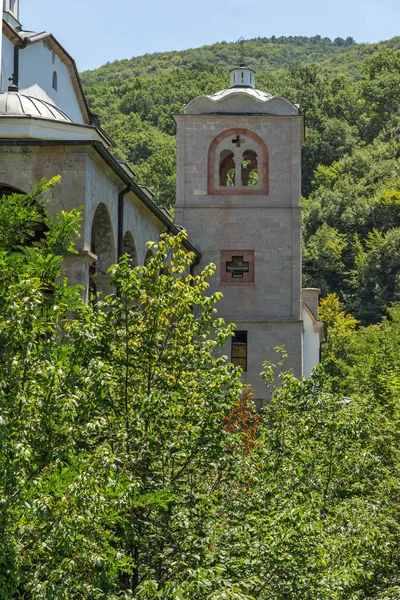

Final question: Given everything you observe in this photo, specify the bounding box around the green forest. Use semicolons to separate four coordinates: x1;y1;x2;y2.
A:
82;34;400;324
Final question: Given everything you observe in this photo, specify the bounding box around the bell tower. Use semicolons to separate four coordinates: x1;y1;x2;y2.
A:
174;65;306;405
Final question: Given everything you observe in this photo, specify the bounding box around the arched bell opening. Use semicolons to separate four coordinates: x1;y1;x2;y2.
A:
241;150;258;187
90;202;115;298
219;150;236;187
208;128;269;195
122;231;138;268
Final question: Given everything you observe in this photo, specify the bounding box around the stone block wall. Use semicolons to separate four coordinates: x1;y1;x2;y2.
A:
175;112;304;402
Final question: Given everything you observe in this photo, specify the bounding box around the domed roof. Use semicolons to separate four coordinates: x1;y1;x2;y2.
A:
0;92;72;122
185;67;299;116
207;86;274;103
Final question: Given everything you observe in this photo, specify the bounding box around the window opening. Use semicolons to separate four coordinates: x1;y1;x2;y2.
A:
52;71;58;91
232;331;247;371
226;255;249;279
241;71;244;83
219;149;235;187
122;231;138;268
241;150;258;186
144;249;154;266
0;185;48;247
209;128;269;195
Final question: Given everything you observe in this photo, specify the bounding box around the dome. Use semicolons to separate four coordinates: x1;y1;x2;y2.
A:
206;86;274;103
185;66;299;116
0;92;72;122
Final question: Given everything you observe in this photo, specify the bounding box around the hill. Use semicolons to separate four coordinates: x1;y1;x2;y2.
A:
81;36;400;324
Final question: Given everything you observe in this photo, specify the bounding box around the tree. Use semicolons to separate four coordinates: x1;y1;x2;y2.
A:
0;194;247;596
0;179;83;596
3;183;400;598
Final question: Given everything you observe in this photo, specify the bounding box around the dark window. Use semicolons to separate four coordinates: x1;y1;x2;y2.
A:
52;71;58;91
219;149;235;186
0;184;47;246
241;150;258;186
232;331;247;371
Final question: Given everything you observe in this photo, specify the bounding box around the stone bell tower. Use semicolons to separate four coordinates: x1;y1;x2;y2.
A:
174;66;305;405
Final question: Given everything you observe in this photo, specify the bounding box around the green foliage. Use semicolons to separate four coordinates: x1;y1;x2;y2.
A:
3;185;400;597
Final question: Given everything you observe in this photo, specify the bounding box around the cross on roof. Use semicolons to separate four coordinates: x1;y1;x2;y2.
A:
238;36;246;66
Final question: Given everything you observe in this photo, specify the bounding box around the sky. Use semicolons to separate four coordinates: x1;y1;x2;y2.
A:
20;0;400;72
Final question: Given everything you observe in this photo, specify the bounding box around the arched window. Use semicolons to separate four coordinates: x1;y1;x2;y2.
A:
122;231;138;268
219;150;235;187
52;71;58;91
0;183;48;246
241;150;258;187
208;128;269;195
90;203;115;298
144;249;154;265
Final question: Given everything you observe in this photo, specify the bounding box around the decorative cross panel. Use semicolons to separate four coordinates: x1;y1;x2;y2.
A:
220;250;254;284
226;255;249;279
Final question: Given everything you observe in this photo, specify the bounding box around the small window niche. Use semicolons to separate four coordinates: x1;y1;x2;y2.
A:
241;150;258;186
219;149;235;187
52;71;58;91
220;249;254;284
232;331;247;371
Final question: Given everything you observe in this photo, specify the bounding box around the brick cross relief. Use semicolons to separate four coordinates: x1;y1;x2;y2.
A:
231;134;245;148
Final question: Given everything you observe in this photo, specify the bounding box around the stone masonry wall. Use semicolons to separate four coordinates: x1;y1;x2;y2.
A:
175;113;303;402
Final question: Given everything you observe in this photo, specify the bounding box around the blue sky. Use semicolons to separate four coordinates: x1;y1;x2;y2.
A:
20;0;400;72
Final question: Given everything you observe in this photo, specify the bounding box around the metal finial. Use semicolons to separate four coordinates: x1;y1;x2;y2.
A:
238;37;246;67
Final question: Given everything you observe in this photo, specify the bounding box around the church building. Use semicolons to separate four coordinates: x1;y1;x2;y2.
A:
0;1;323;405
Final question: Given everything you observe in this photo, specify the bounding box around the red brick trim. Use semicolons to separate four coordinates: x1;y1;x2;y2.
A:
208;128;269;196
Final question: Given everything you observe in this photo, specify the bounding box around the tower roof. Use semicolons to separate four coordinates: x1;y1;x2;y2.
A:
184;85;299;116
185;61;299;115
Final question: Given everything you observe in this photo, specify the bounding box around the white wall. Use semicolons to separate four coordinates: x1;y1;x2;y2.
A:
19;41;84;124
1;33;14;92
302;308;321;378
0;22;3;94
124;194;166;266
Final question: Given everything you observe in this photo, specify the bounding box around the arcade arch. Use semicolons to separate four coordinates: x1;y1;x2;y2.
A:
90;203;115;297
122;231;138;268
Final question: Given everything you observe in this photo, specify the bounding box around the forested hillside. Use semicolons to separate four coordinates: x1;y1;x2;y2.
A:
81;36;400;324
